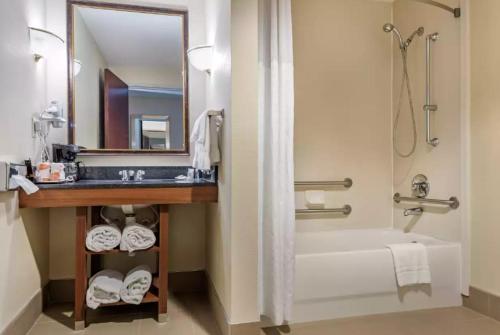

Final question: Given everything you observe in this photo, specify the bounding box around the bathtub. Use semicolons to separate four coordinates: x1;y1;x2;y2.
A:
292;229;462;323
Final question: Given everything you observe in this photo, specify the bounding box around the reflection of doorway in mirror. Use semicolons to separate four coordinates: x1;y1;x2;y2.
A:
131;115;170;150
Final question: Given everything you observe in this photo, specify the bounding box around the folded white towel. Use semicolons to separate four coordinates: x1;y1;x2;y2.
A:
304;190;325;209
120;223;156;253
86;224;122;252
387;243;431;287
190;110;222;170
120;265;152;305
86;270;123;309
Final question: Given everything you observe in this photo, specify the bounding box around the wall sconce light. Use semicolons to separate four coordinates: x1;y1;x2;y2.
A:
187;45;214;74
73;59;82;76
28;27;65;62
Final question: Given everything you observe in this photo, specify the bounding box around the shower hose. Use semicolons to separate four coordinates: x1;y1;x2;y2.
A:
393;48;418;158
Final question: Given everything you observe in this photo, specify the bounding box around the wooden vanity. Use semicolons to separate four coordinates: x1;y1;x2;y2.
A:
19;182;218;330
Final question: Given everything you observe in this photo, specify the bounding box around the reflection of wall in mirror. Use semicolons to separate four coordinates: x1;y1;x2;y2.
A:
110;66;182;90
74;9;107;149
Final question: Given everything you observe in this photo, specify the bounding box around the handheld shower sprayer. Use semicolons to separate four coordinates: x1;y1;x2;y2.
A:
383;23;404;49
383;23;424;50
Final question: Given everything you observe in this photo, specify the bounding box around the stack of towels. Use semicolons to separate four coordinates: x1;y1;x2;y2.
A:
86;221;156;254
86;265;153;309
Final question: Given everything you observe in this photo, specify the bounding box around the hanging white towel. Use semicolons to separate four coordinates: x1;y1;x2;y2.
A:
86;224;122;252
86;270;123;309
120;265;152;305
190;110;222;170
386;243;431;287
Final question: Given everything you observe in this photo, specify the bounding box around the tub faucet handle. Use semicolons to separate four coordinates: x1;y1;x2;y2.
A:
412;174;430;198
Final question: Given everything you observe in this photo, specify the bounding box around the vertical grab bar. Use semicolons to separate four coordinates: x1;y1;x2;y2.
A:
424;32;440;147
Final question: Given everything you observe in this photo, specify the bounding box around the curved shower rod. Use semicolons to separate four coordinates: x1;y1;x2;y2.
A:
412;0;461;18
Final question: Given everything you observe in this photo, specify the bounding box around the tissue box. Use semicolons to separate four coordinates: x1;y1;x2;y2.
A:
0;162;27;192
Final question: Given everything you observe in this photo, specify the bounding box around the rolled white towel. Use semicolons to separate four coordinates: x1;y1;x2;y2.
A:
86;270;123;309
86;224;122;252
120;223;156;253
120;265;152;305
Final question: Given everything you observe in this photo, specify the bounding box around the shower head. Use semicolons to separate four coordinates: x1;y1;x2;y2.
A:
383;23;404;50
383;23;395;33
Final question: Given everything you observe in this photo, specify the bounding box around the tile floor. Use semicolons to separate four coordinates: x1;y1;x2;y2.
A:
27;293;221;335
264;307;500;335
28;298;500;335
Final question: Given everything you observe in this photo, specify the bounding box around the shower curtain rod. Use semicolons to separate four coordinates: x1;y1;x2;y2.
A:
412;0;461;18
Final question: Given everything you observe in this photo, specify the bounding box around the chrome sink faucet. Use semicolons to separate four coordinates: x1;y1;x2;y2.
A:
404;207;424;216
134;170;145;181
119;169;145;181
119;170;134;181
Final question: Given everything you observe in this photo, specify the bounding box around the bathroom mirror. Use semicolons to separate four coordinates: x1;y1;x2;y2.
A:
67;1;189;155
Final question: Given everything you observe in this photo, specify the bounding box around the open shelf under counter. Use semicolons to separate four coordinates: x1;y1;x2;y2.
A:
19;181;218;330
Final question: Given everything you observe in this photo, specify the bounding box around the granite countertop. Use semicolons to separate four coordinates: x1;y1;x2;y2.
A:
34;166;217;190
35;178;217;190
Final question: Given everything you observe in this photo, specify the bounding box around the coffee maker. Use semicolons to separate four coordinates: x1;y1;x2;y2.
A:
52;144;82;181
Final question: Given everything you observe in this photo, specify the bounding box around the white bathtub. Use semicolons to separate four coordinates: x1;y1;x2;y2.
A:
292;229;462;323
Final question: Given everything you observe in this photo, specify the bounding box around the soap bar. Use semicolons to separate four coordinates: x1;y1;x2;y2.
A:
305;190;325;209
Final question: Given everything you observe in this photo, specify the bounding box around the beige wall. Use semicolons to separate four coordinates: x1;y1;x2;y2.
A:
392;0;463;242
229;0;259;324
45;0;209;280
205;0;232;322
74;8;108;148
292;0;394;232
470;0;500;296
109;65;183;89
205;0;260;325
0;0;50;331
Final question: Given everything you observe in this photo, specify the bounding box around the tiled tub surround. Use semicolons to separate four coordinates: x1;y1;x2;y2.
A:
293;229;462;323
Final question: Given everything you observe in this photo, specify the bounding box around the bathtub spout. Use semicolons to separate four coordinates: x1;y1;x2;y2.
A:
404;207;424;216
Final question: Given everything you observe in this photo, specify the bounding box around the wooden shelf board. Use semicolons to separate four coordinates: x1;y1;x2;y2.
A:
99;292;159;307
86;246;160;255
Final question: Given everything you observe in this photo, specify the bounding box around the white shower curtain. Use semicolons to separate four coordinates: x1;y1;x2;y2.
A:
259;0;295;326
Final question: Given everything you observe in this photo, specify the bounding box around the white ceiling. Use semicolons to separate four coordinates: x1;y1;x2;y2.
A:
76;6;183;70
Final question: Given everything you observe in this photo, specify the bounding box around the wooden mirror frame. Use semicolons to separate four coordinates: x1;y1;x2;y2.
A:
67;0;189;155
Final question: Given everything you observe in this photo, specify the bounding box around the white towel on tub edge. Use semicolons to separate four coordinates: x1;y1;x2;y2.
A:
386;242;431;287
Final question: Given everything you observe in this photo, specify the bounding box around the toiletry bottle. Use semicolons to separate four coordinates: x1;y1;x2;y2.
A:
25;159;35;182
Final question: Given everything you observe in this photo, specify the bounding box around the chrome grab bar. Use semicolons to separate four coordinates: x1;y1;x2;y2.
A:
295;178;353;188
393;193;460;210
296;205;352;216
425;32;440;147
